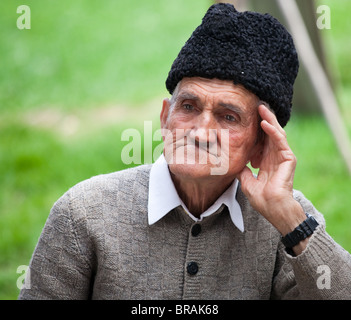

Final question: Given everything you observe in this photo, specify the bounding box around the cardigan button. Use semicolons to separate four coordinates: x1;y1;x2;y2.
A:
187;262;199;275
191;224;202;237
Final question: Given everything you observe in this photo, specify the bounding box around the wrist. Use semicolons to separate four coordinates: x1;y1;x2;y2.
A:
267;199;307;236
282;213;319;255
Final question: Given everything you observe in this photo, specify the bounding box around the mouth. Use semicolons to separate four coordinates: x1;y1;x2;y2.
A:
170;135;220;165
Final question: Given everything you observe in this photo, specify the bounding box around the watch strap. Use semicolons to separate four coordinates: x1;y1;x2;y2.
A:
282;214;319;248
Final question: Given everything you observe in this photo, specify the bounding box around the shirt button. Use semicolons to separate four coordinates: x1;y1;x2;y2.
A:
191;224;201;237
187;262;199;275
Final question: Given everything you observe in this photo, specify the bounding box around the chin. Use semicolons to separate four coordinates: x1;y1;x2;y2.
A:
168;163;213;180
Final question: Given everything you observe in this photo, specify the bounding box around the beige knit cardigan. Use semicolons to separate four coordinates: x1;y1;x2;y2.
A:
19;164;351;299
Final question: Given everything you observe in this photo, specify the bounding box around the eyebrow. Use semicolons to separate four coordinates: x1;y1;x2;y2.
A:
175;91;247;115
218;102;244;115
176;92;200;103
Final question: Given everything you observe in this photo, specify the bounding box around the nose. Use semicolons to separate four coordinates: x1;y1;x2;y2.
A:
188;111;218;146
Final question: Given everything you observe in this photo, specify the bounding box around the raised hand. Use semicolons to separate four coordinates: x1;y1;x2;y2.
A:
238;104;306;237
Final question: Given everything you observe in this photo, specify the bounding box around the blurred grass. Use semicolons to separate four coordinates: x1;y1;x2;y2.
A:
0;0;211;111
1;0;351;299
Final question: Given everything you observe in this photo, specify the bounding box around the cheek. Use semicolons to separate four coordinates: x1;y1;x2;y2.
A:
164;113;191;131
162;118;190;158
220;130;245;151
163;116;197;145
220;130;257;161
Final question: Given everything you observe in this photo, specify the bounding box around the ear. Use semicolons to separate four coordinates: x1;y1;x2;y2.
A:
160;98;171;130
249;136;265;169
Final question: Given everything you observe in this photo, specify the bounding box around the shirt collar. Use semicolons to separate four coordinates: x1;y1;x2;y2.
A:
148;154;244;232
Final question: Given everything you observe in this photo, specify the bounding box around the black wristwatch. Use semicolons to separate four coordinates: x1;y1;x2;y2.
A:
281;214;319;249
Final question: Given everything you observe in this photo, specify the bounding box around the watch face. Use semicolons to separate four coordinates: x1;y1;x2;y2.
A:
296;228;305;240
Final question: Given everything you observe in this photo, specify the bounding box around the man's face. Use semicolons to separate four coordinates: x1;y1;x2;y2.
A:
160;77;263;181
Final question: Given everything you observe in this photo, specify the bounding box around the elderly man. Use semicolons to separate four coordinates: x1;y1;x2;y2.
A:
19;3;351;300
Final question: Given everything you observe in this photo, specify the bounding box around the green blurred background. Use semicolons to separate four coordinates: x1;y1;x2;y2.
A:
0;0;350;299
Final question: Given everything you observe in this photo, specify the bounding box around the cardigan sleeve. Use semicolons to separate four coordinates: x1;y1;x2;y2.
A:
271;190;351;299
18;190;95;300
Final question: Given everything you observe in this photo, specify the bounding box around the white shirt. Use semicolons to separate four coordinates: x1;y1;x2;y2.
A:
148;154;244;232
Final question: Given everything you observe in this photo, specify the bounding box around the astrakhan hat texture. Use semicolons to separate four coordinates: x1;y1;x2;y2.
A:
166;3;299;127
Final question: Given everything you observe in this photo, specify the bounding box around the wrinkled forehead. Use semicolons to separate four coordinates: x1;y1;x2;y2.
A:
175;77;260;113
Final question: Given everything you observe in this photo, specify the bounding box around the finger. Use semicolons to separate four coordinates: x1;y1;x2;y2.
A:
261;119;290;151
258;104;286;137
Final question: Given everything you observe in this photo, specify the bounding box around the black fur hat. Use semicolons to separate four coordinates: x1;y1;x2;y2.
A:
166;3;299;127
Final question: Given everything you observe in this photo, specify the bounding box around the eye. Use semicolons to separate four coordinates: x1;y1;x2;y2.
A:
225;114;236;122
183;104;194;111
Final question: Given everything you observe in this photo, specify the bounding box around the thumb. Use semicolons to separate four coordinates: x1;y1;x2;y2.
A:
237;166;256;197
